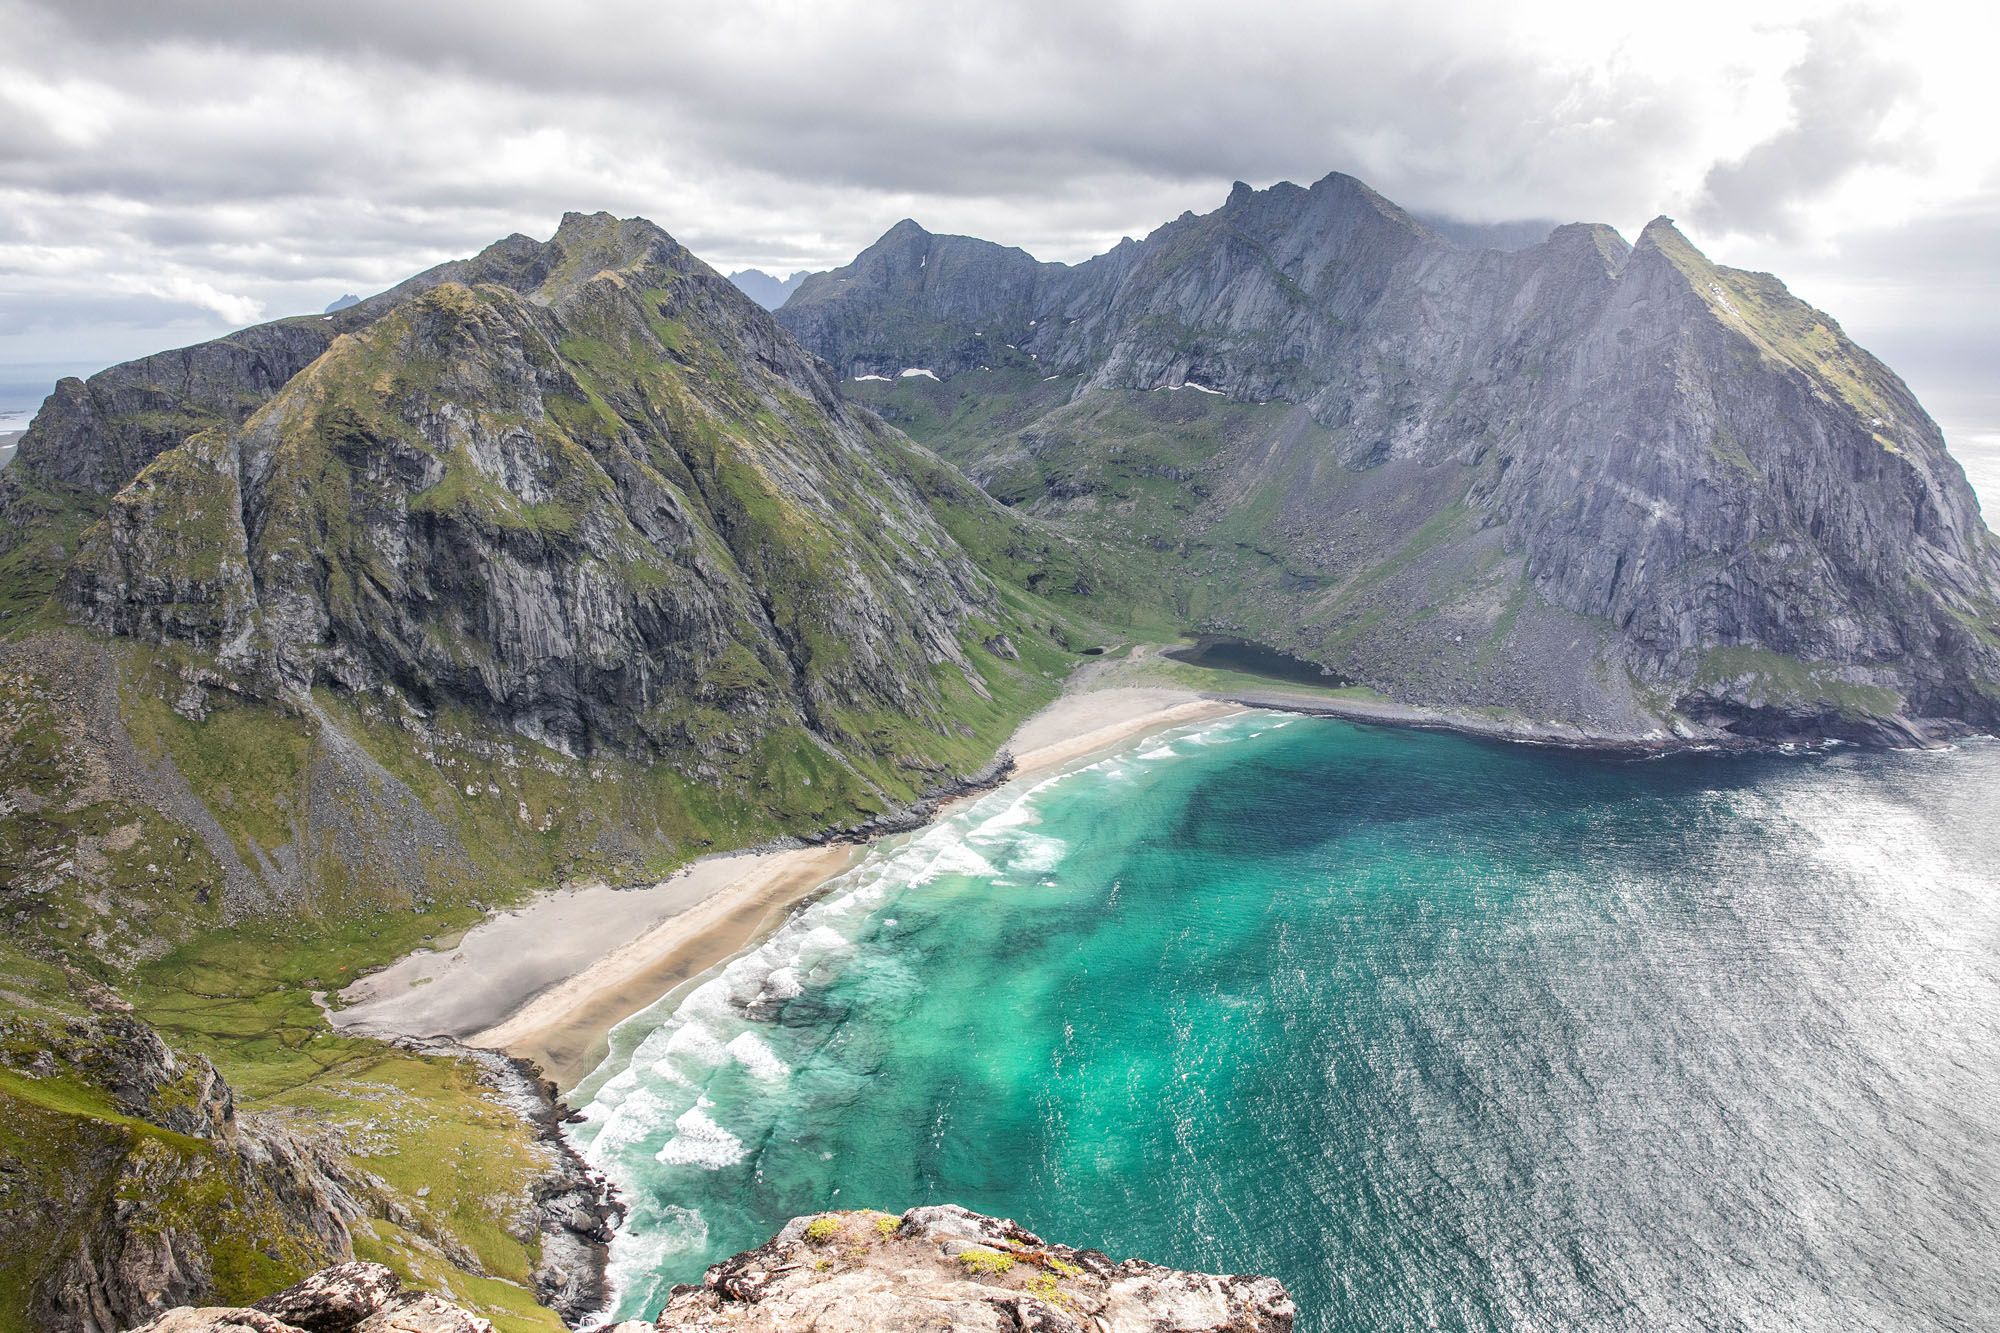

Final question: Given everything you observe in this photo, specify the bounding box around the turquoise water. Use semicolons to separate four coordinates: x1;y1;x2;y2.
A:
571;713;2000;1330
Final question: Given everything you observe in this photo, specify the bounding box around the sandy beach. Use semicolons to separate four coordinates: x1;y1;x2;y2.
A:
329;682;1239;1091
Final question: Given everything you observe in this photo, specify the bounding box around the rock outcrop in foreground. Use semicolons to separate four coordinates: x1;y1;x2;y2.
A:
135;1263;489;1332
137;1207;1296;1333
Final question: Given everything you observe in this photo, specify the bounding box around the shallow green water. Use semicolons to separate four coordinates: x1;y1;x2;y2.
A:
573;713;2000;1330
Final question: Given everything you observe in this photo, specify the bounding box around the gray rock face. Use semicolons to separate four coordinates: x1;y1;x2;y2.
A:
724;269;815;311
0;1003;361;1333
782;174;2000;744
3;230;561;510
131;1210;1290;1333
783;220;1059;380
23;212;1033;773
132;1262;492;1332
650;1204;1294;1332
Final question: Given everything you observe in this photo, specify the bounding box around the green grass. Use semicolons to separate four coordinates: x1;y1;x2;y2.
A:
1693;646;1902;719
123;671;311;869
958;1247;1016;1275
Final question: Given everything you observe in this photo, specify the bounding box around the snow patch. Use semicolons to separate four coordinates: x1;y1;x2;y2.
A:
853;373;891;382
899;368;939;381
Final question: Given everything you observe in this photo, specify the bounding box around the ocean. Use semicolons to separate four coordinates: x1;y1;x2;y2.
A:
571;712;2000;1331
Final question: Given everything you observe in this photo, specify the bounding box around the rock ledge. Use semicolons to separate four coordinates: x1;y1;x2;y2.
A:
135;1207;1295;1333
648;1204;1292;1332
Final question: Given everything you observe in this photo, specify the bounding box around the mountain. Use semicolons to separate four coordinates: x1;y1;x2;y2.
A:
726;267;816;311
0;213;1084;1330
16;212;1063;777
779;173;2000;746
1412;213;1563;251
324;293;361;313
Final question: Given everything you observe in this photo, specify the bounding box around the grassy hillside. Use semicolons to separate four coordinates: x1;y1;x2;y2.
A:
0;372;1088;1331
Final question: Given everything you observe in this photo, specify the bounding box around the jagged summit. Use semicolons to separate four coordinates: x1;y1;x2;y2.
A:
727;266;817;310
779;169;2000;746
4;208;1059;775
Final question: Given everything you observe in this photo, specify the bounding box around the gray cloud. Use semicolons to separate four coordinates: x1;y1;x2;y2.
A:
1695;10;1920;239
0;0;1993;505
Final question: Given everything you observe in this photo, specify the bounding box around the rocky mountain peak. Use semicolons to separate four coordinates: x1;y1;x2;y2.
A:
15;206;1054;778
780;168;2000;745
1629;214;1710;274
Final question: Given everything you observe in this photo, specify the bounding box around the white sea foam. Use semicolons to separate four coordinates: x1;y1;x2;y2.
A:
1007;833;1069;875
725;1031;791;1082
761;965;804;1000
1138;745;1177;760
899;839;999;884
597;1203;708;1324
656;1102;745;1168
586;1084;675;1158
646;1059;694;1090
661;1017;730;1069
968;790;1044;839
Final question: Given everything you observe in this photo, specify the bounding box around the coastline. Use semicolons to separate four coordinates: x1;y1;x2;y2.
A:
326;649;1930;1098
330;684;1239;1093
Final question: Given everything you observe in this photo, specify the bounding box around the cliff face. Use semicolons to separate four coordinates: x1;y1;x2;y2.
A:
22;213;1056;781
132;1207;1295;1333
783;175;2000;745
0;997;360;1332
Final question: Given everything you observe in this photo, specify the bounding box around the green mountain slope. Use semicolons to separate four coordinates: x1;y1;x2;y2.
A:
0;214;1094;1330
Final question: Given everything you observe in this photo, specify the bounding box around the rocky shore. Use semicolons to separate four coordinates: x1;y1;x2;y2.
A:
136;1206;1295;1332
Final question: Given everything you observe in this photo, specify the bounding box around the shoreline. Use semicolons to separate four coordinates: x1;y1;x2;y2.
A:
1201;684;1970;756
325;657;1938;1097
329;685;1240;1093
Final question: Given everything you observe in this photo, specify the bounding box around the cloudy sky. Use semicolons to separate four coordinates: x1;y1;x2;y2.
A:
2;0;1994;497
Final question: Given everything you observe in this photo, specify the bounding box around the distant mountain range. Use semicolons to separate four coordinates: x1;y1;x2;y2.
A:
727;267;817;310
778;173;2000;745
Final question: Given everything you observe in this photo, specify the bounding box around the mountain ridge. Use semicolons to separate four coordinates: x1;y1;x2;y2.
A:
726;268;817;310
781;172;2000;746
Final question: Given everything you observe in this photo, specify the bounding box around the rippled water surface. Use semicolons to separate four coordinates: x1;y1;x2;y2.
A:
572;714;2000;1330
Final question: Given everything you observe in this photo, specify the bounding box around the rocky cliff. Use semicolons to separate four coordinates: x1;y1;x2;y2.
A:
784;174;2000;745
0;991;360;1332
28;212;1056;781
133;1207;1295;1333
724;270;815;312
